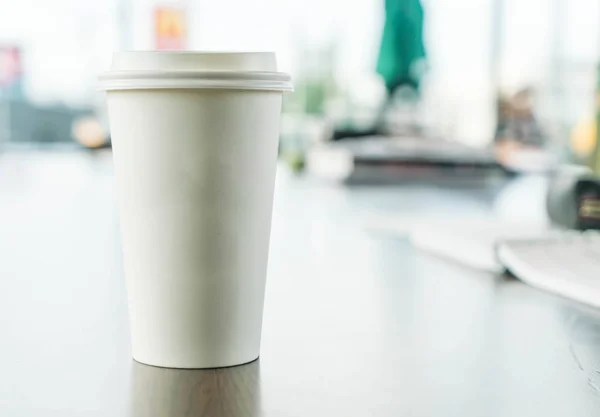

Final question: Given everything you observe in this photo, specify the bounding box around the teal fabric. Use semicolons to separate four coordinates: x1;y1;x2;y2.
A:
376;0;426;93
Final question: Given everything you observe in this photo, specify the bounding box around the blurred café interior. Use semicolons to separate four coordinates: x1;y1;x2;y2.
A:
1;0;600;415
1;0;599;172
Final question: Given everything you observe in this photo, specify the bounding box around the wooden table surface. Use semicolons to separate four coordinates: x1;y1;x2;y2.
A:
0;151;599;416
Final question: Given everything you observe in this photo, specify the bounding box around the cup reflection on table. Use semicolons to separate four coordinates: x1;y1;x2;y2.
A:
130;360;262;417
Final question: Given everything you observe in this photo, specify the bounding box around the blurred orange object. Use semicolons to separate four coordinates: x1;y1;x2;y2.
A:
155;7;187;51
72;117;107;149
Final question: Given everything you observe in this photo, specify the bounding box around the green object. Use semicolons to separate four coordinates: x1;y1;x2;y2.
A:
303;79;329;115
284;151;306;173
376;0;426;94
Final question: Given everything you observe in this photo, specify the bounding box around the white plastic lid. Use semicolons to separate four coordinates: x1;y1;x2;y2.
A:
99;51;293;92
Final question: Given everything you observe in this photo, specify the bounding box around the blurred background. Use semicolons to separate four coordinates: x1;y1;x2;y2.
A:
0;0;598;174
2;4;600;410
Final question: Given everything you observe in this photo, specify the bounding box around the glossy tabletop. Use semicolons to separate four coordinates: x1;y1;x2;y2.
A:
0;151;598;416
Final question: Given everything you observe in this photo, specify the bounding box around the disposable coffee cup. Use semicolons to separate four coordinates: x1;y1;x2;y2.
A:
100;52;292;369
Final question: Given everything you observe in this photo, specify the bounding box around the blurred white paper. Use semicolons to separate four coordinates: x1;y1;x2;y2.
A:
368;215;554;273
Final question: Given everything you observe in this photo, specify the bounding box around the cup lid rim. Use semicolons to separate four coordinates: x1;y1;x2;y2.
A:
99;70;293;92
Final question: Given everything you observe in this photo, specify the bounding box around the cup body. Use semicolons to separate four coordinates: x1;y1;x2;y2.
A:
103;52;288;368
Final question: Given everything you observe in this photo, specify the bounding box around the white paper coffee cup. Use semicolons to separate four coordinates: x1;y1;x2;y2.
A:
100;52;292;369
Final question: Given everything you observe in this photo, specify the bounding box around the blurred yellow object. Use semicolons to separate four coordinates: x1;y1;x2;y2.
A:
570;117;597;158
593;90;600;174
589;71;600;174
